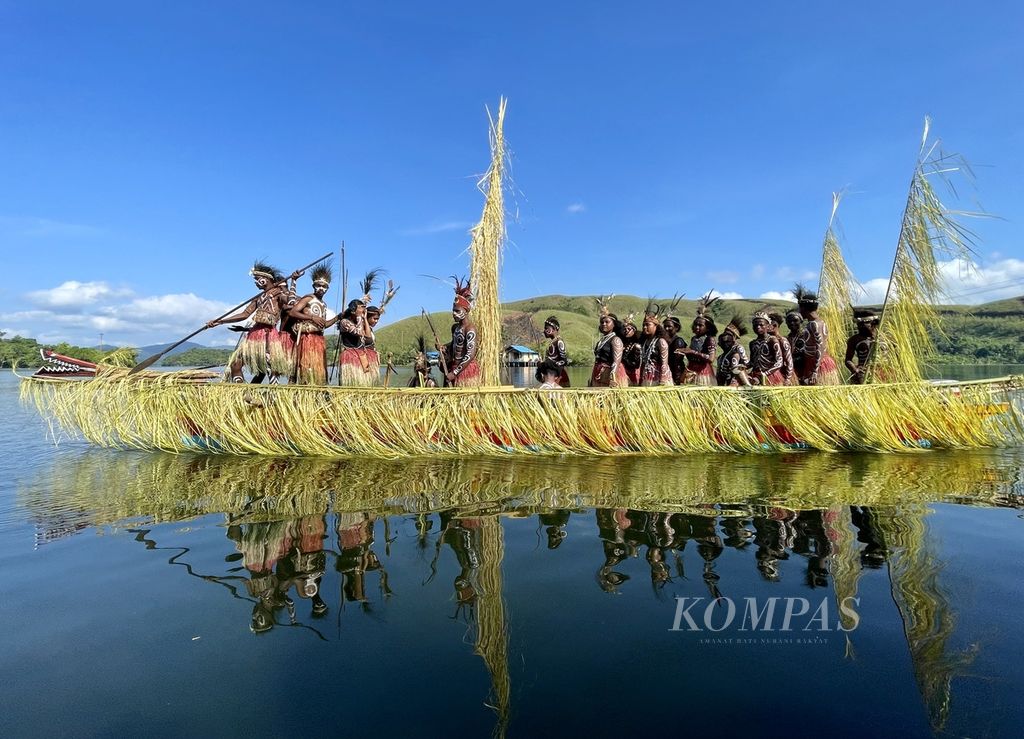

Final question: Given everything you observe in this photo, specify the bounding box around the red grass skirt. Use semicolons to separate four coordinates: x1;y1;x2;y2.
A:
797;354;841;385
592;362;629;387
365;348;381;382
339;348;376;386
294;333;327;385
685;363;717;386
448;360;482;387
755;369;786;386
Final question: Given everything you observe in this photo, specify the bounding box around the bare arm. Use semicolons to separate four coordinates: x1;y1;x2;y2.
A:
658;338;672;386
207;300;255;328
609;336;624;387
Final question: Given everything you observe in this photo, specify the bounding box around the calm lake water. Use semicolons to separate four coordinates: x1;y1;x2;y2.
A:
2;368;1023;737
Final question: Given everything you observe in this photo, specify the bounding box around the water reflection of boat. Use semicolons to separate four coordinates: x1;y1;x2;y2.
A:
19;451;1023;736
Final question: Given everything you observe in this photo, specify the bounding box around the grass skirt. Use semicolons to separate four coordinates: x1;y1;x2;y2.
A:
591;362;629;387
684;364;717;386
447;361;482;387
798;355;842;385
294;333;327;385
227;327;293;379
340;348;377;386
365;348;381;384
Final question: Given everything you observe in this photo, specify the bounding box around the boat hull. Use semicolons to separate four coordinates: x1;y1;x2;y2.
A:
20;368;1024;458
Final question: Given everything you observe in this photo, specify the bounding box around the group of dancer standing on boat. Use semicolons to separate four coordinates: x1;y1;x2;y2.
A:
537;289;881;389
206;260;880;389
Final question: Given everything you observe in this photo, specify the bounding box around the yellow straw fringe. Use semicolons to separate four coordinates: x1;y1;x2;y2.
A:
20;368;1024;459
469;98;508;388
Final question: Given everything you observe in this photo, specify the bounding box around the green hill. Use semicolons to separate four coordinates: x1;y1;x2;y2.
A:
373;294;1024;366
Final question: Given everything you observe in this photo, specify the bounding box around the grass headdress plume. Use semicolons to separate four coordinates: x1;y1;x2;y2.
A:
250;260;282;282
311;261;333;286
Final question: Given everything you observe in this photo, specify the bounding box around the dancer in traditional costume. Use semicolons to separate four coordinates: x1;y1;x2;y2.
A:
793;284;841;385
363;275;399;386
287;262;333;385
716;315;750;387
542;316;570;387
639;303;672;387
409;336;439;387
337;298;375;386
589;297;628;387
443;277;481;387
621;314;642;386
845;308;881;384
784;309;804;380
768;312;796;386
681;292;718;386
748;309;786;385
663;316;687;385
208;261;296;383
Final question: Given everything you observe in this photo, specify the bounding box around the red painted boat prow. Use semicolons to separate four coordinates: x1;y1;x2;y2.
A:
32;349;99;379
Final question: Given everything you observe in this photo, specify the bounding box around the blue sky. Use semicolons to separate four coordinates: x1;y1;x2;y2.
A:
1;1;1022;347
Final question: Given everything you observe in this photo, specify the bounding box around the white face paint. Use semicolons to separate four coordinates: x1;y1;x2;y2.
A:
254;276;269;289
452;307;467;321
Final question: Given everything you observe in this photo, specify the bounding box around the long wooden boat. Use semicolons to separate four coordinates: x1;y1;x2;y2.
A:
20;349;1024;457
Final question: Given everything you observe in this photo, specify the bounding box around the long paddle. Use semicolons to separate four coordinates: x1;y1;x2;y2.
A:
129;252;332;374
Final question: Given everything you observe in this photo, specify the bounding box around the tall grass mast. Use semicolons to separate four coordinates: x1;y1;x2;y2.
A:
817;192;857;363
869;117;980;383
469;98;509;387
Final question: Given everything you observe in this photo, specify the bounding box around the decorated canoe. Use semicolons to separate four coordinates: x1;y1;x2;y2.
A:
19;350;1024;457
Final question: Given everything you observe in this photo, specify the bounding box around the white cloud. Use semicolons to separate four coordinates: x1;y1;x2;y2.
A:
707;270;739;285
759;290;796;302
566;202;586;215
715;291;744;300
26;281;134;310
2;282;231;347
852;257;1024;306
399;220;472;236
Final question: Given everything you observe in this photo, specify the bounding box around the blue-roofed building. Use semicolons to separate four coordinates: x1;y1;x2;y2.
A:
502;345;541;367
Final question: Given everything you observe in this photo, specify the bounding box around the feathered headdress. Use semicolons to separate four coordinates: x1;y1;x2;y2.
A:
723;314;748;338
644;297;663;322
696;291;719;318
793;283;819;308
752;305;773;324
360;268;386;300
453;275;474;311
380;279;400;310
622;311;638;329
250;260;282;282
311;261;332;287
595;294;614;318
544;315;560;330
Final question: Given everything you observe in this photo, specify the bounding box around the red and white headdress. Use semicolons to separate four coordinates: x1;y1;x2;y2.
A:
453;276;474;311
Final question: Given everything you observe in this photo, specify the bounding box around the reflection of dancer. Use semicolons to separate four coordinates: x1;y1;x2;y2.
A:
336;512;389;605
227;520;295;633
791;510;832;588
595;509;632;593
850;506;888;568
538;511;570;549
753;507;795;582
277;516;329;617
439;512;483;616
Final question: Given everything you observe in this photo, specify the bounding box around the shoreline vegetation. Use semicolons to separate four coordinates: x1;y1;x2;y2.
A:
3;293;1023;369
